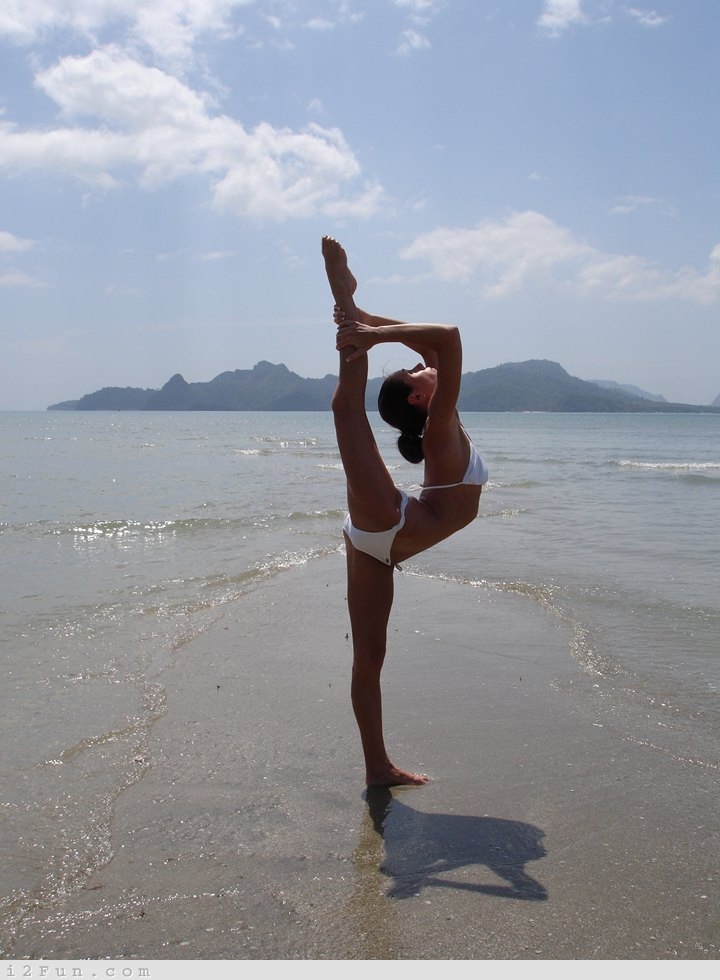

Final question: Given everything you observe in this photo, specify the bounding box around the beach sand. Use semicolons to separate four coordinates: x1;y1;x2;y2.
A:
11;554;719;960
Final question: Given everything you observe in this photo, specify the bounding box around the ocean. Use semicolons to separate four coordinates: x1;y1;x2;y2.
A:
1;408;718;953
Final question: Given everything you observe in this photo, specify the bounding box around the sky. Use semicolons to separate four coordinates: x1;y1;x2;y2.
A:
1;0;719;410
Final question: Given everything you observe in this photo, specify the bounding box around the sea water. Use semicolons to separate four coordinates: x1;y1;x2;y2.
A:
1;409;718;951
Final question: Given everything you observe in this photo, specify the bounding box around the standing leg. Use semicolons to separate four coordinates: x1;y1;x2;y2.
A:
346;536;428;786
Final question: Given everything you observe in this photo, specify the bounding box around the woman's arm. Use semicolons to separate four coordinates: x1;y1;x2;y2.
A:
335;320;457;361
354;309;403;328
356;311;441;368
336;321;462;423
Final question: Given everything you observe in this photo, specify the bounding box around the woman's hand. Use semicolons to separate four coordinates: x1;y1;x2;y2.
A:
335;319;380;362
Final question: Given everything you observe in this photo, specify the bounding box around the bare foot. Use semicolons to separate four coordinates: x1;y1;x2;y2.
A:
366;764;429;788
322;236;358;311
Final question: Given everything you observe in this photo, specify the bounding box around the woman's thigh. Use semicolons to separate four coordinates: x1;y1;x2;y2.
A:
334;407;401;531
345;534;395;657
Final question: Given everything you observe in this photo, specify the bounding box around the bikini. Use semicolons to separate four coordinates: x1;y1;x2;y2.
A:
343;440;488;566
343;491;411;566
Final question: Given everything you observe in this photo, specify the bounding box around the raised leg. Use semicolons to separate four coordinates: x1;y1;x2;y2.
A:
324;236;399;530
322;236;359;317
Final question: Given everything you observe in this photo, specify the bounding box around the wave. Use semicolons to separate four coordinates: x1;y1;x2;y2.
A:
55;518;235;539
286;508;345;522
407;569;623;682
610;459;720;472
250;435;320;448
7;511;344;540
128;542;345;623
681;472;720;486
408;568;720;773
492;455;567;465
232;446;339;460
491;479;542;489
479;507;526;519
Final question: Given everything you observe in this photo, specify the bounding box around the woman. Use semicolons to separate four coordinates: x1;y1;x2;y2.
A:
323;236;488;787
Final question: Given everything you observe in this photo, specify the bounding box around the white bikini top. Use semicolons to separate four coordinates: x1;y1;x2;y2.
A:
421;440;488;490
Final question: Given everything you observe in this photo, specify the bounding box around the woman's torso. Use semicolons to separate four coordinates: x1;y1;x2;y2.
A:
392;419;483;563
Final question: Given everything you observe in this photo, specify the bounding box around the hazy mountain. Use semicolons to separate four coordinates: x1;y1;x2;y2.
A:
49;362;337;412
47;359;719;414
590;380;667;403
52;386;157;411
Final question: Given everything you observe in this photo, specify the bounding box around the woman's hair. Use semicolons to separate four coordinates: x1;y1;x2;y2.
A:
378;371;427;464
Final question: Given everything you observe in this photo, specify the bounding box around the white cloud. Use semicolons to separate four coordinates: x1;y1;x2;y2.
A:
538;1;670;36
0;230;40;288
322;182;387;219
397;27;431;55
0;270;46;287
306;18;333;31
537;0;587;36
199;250;236;261
263;14;283;32
0;48;385;220
304;3;364;32
0;229;35;252
210;120;382;220
393;0;445;55
625;7;670;28
608;194;677;217
402;211;590;294
0;0;252;65
36;46;212;126
575;246;720;304
401;211;720;305
131;0;248;64
394;0;445;11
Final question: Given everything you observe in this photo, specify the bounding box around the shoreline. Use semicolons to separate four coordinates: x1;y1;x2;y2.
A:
10;554;720;960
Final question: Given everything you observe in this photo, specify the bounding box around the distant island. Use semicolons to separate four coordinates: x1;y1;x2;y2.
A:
589;379;667;403
47;359;720;414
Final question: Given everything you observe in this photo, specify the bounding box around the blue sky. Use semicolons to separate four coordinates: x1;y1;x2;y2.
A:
1;0;718;409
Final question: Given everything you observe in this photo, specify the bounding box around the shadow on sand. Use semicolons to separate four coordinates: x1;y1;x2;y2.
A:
360;787;548;901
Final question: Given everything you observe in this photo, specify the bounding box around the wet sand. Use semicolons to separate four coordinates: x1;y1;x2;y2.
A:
11;554;720;960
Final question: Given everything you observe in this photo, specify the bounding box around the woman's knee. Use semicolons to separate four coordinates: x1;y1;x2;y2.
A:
352;648;386;679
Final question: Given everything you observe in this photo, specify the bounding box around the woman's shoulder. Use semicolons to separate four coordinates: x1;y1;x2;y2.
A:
422;414;466;459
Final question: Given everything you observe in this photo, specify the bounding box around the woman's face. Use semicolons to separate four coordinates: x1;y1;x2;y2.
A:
403;364;437;406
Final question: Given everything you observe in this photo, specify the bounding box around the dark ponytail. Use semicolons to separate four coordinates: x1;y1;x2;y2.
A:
378;373;427;464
